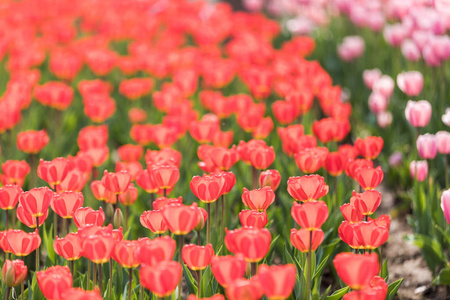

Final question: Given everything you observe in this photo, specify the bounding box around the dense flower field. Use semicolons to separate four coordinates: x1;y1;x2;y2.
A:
6;0;450;299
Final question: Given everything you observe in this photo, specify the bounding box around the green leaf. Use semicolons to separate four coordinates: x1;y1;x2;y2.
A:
381;258;389;281
404;234;445;271
43;224;55;265
387;278;403;300
312;254;329;281
326;286;349;300
319;286;332;300
262;235;280;265
434;268;450;285
182;264;197;295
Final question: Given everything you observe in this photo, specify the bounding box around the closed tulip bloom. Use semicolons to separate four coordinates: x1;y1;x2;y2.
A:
112;240;140;268
312;118;350;143
140;210;168;234
189;119;219;144
37;266;73;300
397;71;423;97
355;166;383;190
137;236;176;266
6;229;41;256
1;160;30;187
287;175;329;202
16;130;49;154
249;146;275;170
337;36;365;62
259;169;281;191
272;100;299;125
91;180;115;203
257;264;296;300
354;137;384;160
213;171;236;195
345;159;373;180
225;227;271;262
54;232;82;261
119;184;138;206
409;160;428;182
0;185;22;210
416;134;437;159
350;190;381;216
73;207;105;228
340;203;364;223
211;255;247;287
290;228;324;252
405;100;432;128
161;203;200;235
443;109;450;127
242;187;275;211
441;189;450;224
58;169;88;193
294;147;329;174
150;164;180;191
116;161;143;181
61;288;103;299
333;253;379;290
252;118;274;139
182;244;214;271
81;233;116;264
239;210;268;228
226;278;264;300
338;144;359;161
291;201;329;230
140;261;182;297
51;191;83;219
324;152;348;176
368;92;389;114
153;197;183;210
17;203;48;228
190;174;226;203
436;131;450;154
2;259;27;287
118;144;143;162
210;146;240;171
135;169;158;193
37;157;69;188
194;207;208;231
101;170;131;194
401;39;421;62
19;187;53;217
353;221;389;250
362;69;382;90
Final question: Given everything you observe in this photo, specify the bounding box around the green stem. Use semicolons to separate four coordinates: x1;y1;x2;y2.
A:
445;155;449;188
207;203;211;244
251;166;258;189
128;268;133;300
87;260;91;290
125;205;129;232
21;281;24;300
197;231;201;246
215;199;219;229
36;216;40;271
178;235;183;300
251;262;257;277
5;210;8;230
93;263;97;289
197;270;202;298
5;286;10;300
307;230;312;300
334;176;338;208
109;259;113;298
221;194;225;244
98;263;103;294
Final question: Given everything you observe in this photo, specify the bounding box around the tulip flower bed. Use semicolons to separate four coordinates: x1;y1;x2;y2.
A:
0;0;407;299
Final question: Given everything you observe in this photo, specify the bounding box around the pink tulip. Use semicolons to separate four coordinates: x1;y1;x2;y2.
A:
423;44;442;67
430;35;450;61
366;11;385;32
373;75;394;99
384;24;408;47
368;92;389;113
441;189;450;224
410;160;428;182
443;108;450;126
412;30;431;51
405;100;432;128
337;36;365;62
417;134;437;159
397;71;423;97
388;151;403;167
363;69;382;90
436;131;450;154
401;39;421;62
377;112;393;128
243;0;264;12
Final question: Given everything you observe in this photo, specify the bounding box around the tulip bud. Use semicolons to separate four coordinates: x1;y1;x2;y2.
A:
4;263;15;287
114;208;123;228
106;203;114;219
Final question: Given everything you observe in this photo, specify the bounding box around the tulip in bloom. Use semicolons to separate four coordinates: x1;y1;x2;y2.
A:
19;187;53;217
51;191;83;219
161;203;200;235
61;288;103;299
397;71;423;97
355;166;384;190
2;260;27;287
333;253;379;289
119;184;138;206
249;145;276;170
291;201;329;230
190;174;226;203
1;160;30;187
354;136;384;160
239;210;268;228
37;266;73;300
312;118;350;143
362;69;382;90
140;210;168;234
150;164;180;192
272;100;299;124
54;232;82;261
257;264;296;300
112;240;141;268
337;36;365;62
37;157;69;188
225;227;271;262
324;152;348;176
241;187;275;211
16;130;49;154
6;229;41;256
118;144;144;162
259;169;281;191
372;75;395;99
368;92;389;114
210;146;240;171
0;185;22;210
135;169;158;193
140;261;182;297
405;100;432;128
436;131;450;154
81;233;116;264
294;147;329;174
17;203;48;228
441;189;450;224
211;255;247;287
225;278;264;300
287;175;329;202
417;134;437;159
340;203;364;223
73;207;105;228
350;190;381;216
182;244;214;270
345;159;373;180
137;236;176;266
410;160;428;182
101;170;132;195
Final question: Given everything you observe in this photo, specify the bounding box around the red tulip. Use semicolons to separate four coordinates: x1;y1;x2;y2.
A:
239;210;268;228
54;232;82;261
338;144;359;161
252;117;274;139
128;108;147;124
286;89;314;114
49;48;82;81
135;169;158;193
51;191;83;219
81;233;116;264
291;201;329;230
61;288;103;299
294;147;329;174
355;166;384;190
58;170;88;193
119;78;154;100
189;119;219;144
19;187;53;217
312;118;350;143
140;210;168;234
226;278;264;300
354;137;384;160
112;240;140;268
91;181;116;203
188;295;225;300
259;169;281;191
225;227;271;262
34;82;74;110
1;160;30;187
118;144;144;162
0;231;11;254
81;147;109;168
101;170;131;194
0;185;22;210
324;152;349;176
153;196;183;210
137;236;176;266
37;266;73;300
345;159;373;180
119;184;138;206
213;130;234;148
210;146;240;171
287;175;329;202
2;260;27;287
190;174;226;203
237;140;267;165
350;190;381;215
257;264;296;300
140;261;182;297
211;255;247;287
6;229;41;256
146;148;182;167
340;203;364;223
212;171;236;194
241;187;275;211
272;100;299;125
290;228;324;252
249;146;275;170
333;253;380;290
162;203;200;235
16;130;49;154
182;244;214;271
116;161;143;181
150;164;180;191
37;157;69;189
339;221;389;250
73;207;105;228
17;203;48;228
